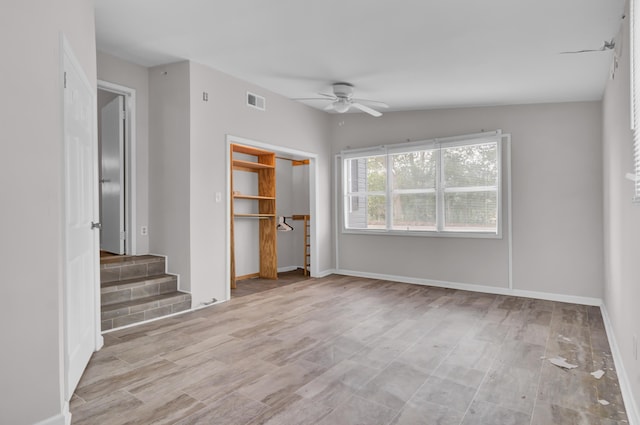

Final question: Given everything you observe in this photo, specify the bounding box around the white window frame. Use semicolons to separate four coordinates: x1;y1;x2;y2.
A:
341;131;503;238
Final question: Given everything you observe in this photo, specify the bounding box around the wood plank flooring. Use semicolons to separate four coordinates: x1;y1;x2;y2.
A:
231;269;309;298
70;275;628;425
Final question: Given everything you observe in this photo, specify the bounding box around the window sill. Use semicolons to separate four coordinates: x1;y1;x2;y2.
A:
341;228;503;239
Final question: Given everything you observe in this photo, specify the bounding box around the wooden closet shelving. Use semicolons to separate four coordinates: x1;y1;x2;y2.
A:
230;143;278;289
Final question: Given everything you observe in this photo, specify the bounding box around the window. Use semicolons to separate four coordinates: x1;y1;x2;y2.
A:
343;132;502;236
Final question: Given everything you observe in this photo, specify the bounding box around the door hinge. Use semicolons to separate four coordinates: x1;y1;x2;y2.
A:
121;110;126;120
63;72;67;89
120;231;126;240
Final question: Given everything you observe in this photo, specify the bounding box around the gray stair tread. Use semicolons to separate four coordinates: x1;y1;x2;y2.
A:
100;254;165;269
102;291;190;312
101;273;176;290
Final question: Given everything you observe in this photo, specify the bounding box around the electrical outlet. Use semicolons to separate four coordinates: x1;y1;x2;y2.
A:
140;226;148;236
215;192;222;203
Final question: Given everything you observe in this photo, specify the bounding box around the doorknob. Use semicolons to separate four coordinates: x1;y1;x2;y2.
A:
100;179;111;184
91;222;102;230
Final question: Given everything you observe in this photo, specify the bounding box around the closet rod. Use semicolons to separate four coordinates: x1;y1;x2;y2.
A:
276;157;310;165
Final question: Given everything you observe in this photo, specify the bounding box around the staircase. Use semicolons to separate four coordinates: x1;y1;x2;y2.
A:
100;255;191;331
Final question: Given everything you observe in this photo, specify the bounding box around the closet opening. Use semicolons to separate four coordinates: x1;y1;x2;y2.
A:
227;136;317;300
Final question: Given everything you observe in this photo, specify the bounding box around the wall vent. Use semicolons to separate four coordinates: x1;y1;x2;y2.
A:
247;92;266;111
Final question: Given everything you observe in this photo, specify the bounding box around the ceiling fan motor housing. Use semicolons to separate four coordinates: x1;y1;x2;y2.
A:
333;83;354;99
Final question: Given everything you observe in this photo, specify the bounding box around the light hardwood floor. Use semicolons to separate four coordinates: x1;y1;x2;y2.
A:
71;275;628;424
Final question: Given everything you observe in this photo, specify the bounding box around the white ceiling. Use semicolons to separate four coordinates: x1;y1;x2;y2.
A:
95;0;626;113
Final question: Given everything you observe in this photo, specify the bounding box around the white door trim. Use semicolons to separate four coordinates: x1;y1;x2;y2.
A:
225;135;320;302
60;35;103;404
97;80;137;255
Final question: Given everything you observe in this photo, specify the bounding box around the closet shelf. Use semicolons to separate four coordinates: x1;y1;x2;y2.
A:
234;213;276;219
233;194;276;200
232;159;275;172
232;144;273;157
230;142;278;287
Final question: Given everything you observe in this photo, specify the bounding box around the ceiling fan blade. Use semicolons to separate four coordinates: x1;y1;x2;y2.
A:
561;39;615;54
294;97;335;101
351;102;382;117
560;49;601;54
318;92;336;99
352;98;389;108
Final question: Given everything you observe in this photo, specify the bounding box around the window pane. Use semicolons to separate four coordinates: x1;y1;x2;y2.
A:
392;193;436;231
346;156;386;193
367;195;386;229
443;143;497;187
345;194;387;229
391;150;436;190
342;135;501;235
345;194;367;229
444;191;497;231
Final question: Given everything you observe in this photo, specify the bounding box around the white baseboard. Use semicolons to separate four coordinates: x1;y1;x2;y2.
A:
335;269;602;306
600;304;640;425
315;269;336;278
277;266;299;273
34;404;70;425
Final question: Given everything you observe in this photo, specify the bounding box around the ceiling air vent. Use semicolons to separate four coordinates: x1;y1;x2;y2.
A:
247;92;266;111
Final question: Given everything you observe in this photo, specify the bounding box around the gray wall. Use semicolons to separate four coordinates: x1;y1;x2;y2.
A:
148;62;192;291
331;101;604;299
292;164;311;268
188;61;332;305
0;0;96;423
147;61;331;305
602;2;640;413
276;158;296;271
97;51;151;254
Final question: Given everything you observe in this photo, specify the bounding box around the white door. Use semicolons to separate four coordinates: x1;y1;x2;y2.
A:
63;41;100;401
100;96;125;254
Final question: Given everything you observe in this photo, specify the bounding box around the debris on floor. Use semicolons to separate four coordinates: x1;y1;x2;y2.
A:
548;356;578;369
598;399;610;406
559;334;572;342
591;369;605;379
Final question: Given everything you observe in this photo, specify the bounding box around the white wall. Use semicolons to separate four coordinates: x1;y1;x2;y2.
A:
148;62;192;290
188;61;332;306
97;51;151;254
0;0;96;424
276;158;296;270
331;101;604;299
233;161;260;276
292;164;311;269
602;2;640;415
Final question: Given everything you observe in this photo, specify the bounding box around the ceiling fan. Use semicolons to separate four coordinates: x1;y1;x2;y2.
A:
560;39;616;54
296;83;389;117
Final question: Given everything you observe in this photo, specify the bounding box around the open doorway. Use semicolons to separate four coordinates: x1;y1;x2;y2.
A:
227;136;318;300
97;81;137;255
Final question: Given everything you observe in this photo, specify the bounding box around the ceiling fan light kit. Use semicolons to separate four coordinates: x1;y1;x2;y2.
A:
295;82;388;117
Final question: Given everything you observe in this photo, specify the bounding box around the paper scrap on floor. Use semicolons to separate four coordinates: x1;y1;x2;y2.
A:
598;399;610;406
591;369;605;379
548;356;578;369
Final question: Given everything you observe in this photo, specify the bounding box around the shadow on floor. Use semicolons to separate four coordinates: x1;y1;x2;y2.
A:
232;268;309;298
